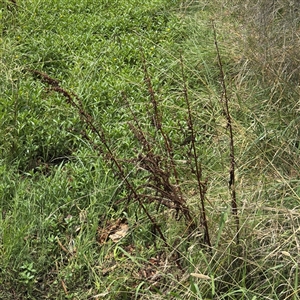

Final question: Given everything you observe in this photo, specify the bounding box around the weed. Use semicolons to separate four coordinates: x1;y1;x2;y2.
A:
1;0;300;299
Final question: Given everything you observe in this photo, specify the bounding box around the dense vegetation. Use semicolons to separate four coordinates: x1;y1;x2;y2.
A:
1;0;299;299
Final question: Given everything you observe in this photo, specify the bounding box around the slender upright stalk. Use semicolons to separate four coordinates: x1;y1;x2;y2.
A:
180;55;211;248
140;51;192;221
212;22;240;244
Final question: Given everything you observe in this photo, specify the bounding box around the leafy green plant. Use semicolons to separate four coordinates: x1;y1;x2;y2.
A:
1;0;300;299
19;262;37;285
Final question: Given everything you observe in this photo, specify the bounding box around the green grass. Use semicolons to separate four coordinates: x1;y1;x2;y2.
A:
1;0;300;299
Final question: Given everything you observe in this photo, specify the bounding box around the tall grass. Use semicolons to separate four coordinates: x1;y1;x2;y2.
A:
1;0;300;299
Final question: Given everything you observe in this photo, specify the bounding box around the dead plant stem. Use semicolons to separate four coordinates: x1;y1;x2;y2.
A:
180;55;211;248
212;21;240;245
28;69;167;244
